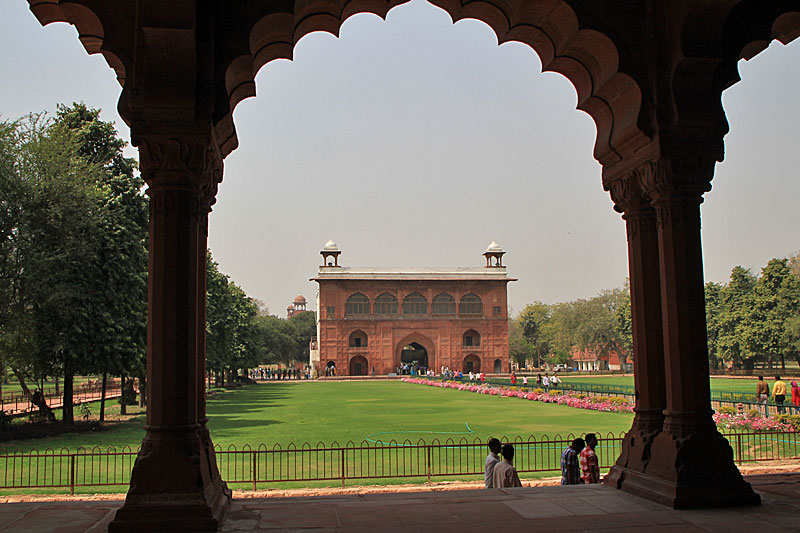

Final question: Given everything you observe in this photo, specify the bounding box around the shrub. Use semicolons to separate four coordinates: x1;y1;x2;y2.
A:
775;414;800;431
717;406;736;415
747;409;762;418
607;397;629;406
533;388;544;394
548;389;561;396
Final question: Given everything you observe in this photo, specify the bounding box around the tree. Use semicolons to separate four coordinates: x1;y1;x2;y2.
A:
50;103;147;420
206;251;262;382
717;266;757;369
614;280;632;366
289;311;317;363
518;302;551;368
0;107;147;424
704;282;724;369
743;259;800;371
508;318;534;369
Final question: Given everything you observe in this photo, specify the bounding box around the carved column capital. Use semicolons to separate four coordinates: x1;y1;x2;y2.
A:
608;162;653;215
640;153;715;204
134;135;223;201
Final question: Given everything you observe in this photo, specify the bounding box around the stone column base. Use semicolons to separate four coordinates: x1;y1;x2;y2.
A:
108;432;231;532
608;431;761;509
109;481;230;532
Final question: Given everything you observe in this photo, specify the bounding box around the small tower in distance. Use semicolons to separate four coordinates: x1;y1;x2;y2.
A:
484;241;505;267
321;239;341;267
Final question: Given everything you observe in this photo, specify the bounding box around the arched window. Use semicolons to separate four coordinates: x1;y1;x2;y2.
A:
459;293;483;315
432;293;456;316
374;293;398;315
402;292;428;316
345;293;370;316
463;329;481;347
349;330;368;348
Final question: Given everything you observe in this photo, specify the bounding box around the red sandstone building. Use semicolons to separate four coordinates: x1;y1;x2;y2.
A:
311;240;516;376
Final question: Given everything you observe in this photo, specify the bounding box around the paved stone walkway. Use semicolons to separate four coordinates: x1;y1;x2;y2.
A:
2;473;799;532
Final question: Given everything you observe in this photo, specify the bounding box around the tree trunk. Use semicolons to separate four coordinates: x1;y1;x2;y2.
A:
62;362;74;425
12;367;56;422
99;373;107;422
120;374;127;415
55;374;59;395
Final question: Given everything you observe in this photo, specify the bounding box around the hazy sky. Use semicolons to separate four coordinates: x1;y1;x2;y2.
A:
2;1;798;316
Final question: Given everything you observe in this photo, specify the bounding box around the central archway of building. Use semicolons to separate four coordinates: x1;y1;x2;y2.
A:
401;342;428;369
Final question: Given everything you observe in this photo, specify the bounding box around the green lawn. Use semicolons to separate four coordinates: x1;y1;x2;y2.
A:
1;381;635;494
1;381;633;454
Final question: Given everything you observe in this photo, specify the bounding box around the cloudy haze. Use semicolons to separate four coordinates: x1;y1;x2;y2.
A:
2;0;798;316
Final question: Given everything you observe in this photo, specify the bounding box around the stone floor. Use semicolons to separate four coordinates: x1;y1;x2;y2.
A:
2;473;799;532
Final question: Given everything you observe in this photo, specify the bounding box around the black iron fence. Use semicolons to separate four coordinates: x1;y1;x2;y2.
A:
1;430;798;494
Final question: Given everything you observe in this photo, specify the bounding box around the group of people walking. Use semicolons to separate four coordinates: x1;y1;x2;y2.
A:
756;375;800;414
483;434;600;489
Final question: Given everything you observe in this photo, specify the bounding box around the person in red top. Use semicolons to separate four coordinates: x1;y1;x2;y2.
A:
480;372;485;384
791;381;800;415
579;433;600;484
510;372;516;385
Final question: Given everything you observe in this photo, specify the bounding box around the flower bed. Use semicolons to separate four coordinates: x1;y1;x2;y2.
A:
402;378;797;432
713;412;794;432
401;378;634;414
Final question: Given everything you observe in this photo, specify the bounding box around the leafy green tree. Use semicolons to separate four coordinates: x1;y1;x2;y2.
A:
289;311;317;363
717;266;757;369
744;259;800;371
508;318;534;369
50;103;147;419
614;281;632;366
518;302;551;368
704;282;724;369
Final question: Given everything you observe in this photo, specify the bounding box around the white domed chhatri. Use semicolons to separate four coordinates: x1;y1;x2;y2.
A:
320;239;342;267
485;241;503;253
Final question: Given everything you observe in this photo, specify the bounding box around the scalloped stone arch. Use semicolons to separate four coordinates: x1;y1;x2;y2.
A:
28;1;128;85
671;4;800;158
224;0;648;166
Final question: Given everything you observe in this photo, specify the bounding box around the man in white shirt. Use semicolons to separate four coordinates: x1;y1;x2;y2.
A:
492;444;523;488
484;438;502;488
542;374;550;389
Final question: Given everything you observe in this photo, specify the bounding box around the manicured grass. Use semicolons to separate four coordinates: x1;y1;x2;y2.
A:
1;381;633;453
1;381;634;494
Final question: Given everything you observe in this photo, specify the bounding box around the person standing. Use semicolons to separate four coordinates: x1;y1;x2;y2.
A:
480;372;485;384
580;433;600;484
756;376;770;415
510;372;517;385
773;376;787;414
542;374;550;390
561;438;585;485
492;444;523;488
791;381;800;415
484;438;502;488
522;376;528;387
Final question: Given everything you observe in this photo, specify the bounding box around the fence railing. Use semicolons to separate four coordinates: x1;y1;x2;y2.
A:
0;382;123;416
1;430;797;494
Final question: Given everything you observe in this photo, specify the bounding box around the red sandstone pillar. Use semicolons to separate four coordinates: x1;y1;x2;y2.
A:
605;167;666;488
624;155;759;508
110;137;229;532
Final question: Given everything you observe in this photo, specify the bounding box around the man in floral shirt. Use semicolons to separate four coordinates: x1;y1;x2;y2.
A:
560;437;585;485
580;433;600;483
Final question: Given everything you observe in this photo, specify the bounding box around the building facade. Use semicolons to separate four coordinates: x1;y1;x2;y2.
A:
312;241;515;376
